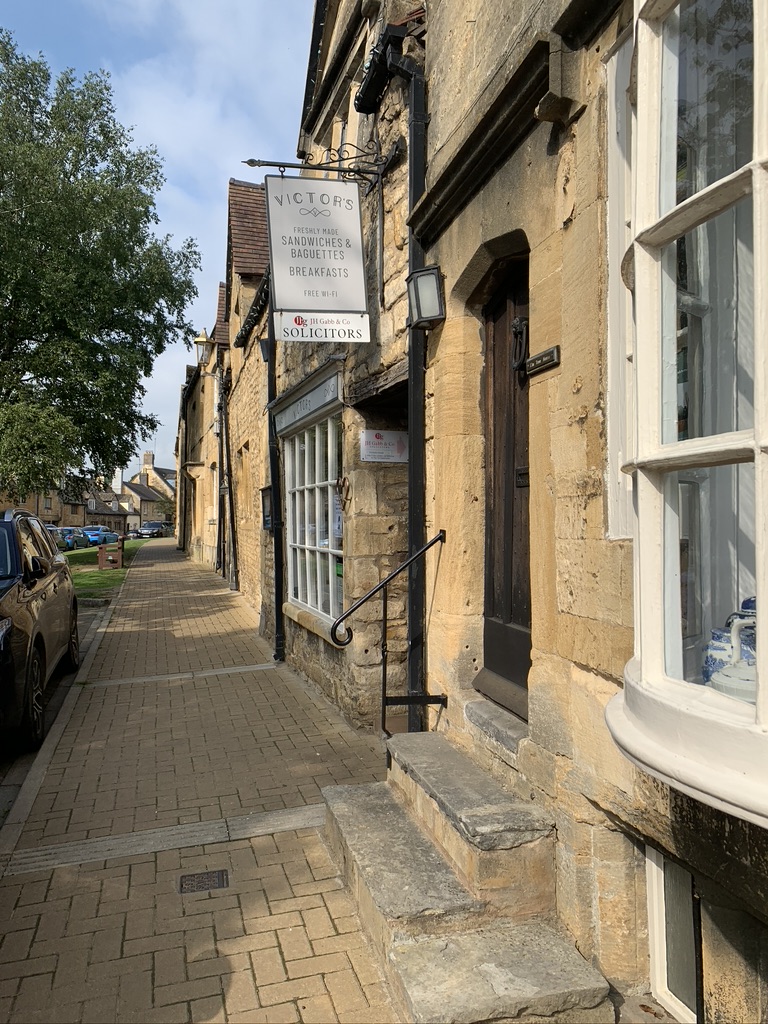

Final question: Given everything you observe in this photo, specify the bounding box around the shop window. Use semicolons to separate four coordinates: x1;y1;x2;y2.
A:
284;412;343;619
605;0;768;828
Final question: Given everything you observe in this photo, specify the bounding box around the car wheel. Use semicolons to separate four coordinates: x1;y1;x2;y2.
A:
22;647;46;750
63;610;80;671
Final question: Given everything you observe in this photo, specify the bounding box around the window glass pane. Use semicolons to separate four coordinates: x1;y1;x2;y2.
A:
307;550;318;607
664;462;756;703
297;435;305;487
334;555;344;613
291;548;299;600
318;486;329;548
661;198;753;443
285;438;294;491
306;429;316;485
663;859;697;1014
332;489;343;549
661;0;752;213
307;487;317;548
317;420;329;482
297;491;305;544
298;549;307;603
319;554;331;615
334;414;342;480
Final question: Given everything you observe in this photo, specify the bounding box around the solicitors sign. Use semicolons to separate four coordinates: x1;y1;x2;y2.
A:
264;175;369;344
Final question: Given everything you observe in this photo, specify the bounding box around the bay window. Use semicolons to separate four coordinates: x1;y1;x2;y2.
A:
605;0;768;826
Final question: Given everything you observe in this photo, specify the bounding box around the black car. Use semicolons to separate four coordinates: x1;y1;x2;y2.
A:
0;509;79;748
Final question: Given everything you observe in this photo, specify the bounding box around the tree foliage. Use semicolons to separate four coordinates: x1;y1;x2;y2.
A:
0;31;200;500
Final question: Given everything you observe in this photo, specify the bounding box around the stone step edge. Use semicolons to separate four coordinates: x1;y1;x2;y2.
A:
387;731;553;851
388;920;614;1024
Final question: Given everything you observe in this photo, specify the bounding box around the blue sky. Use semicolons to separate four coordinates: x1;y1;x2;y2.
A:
1;0;314;476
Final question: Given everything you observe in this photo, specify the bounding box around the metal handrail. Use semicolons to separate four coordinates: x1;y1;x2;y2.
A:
330;530;447;736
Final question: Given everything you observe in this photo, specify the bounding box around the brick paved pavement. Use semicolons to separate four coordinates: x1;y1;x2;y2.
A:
0;541;397;1023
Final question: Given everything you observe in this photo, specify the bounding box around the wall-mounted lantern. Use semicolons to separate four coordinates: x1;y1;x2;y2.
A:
195;328;213;366
406;265;446;330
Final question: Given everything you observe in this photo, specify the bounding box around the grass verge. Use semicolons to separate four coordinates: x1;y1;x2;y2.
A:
67;539;148;600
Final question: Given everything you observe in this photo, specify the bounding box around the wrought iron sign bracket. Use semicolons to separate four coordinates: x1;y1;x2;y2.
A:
243;138;402;193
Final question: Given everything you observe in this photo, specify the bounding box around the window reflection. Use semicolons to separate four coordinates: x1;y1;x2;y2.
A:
661;198;754;444
662;0;753;213
665;463;756;702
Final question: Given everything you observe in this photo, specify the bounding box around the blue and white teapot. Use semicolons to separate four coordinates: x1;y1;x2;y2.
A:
702;597;757;703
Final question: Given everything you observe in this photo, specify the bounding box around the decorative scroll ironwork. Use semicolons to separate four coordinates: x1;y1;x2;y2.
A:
243;139;392;191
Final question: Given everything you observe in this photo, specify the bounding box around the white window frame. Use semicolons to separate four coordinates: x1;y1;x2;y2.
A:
606;30;636;539
284;411;344;621
606;0;768;828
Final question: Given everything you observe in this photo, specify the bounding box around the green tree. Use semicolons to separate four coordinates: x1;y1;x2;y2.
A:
0;31;200;500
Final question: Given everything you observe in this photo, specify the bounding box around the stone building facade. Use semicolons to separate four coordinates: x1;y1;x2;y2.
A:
178;0;767;1018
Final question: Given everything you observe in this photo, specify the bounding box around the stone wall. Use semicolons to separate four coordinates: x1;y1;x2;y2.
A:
418;2;768;1014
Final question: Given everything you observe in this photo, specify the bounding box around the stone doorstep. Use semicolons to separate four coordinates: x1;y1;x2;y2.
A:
387;732;556;915
388;922;614;1024
321;780;612;1024
323;782;486;960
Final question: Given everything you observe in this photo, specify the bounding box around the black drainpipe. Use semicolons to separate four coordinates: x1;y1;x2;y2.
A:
220;369;239;590
267;305;286;662
386;48;429;732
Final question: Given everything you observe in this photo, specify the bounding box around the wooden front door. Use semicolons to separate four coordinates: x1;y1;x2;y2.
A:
475;261;531;719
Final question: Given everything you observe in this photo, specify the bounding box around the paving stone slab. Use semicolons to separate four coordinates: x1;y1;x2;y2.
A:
387;733;552;851
389;920;613;1024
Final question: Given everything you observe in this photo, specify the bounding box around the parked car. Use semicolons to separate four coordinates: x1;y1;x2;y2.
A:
0;509;79;748
82;525;120;546
138;521;168;538
48;526;90;551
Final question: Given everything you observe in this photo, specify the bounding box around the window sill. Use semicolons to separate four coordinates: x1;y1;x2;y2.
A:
283;601;335;644
606;657;768;829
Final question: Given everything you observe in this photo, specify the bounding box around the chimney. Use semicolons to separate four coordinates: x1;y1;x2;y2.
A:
143;452;154;467
140;473;149;486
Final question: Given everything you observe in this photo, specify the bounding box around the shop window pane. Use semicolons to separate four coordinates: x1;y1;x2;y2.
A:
289;493;297;545
307;488;317;548
318;486;329;548
334;555;344;613
297;491;305;544
317;420;329;482
306;429;316;485
297;436;305;487
298;549;307;603
292;548;299;600
664;462;756;702
307;551;318;607
334;414;342;480
320;554;331;615
332;489;343;549
661;198;753;444
661;0;752;213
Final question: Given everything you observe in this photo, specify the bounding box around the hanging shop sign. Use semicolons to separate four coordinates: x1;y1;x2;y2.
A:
360;430;409;463
265;175;370;344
